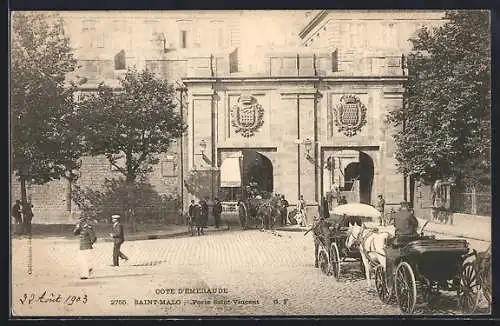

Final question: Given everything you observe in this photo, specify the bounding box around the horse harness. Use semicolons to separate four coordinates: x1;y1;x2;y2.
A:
348;228;388;267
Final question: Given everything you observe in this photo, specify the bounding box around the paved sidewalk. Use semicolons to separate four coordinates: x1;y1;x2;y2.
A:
416;217;490;242
11;224;231;243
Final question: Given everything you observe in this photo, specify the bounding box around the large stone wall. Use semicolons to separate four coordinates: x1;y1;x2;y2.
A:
11;146;181;224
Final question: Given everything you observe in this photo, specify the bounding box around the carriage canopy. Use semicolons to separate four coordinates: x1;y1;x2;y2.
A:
331;203;381;219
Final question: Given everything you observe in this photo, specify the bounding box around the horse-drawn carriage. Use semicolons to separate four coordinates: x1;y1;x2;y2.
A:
312;203;379;279
372;224;491;314
364;218;491;314
311;202;491;314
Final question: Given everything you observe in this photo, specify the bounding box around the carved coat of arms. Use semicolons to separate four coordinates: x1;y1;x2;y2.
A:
333;94;368;137
231;94;264;137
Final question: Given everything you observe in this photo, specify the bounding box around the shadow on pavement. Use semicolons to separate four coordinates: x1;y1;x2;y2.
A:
339;261;365;282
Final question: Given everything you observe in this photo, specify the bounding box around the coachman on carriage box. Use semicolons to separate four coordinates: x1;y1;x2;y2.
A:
385;201;419;289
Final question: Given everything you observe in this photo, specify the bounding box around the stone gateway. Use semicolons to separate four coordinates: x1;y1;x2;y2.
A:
11;11;446;222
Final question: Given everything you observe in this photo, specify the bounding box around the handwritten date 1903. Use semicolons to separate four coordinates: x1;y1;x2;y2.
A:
19;291;88;305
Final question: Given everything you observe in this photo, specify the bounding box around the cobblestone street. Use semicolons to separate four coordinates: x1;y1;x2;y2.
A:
11;228;490;317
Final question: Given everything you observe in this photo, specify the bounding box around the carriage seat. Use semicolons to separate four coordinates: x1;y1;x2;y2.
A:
388;233;420;248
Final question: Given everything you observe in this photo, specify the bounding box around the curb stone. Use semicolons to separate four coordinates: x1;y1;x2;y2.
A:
275;226;310;233
11;225;231;243
103;224;231;242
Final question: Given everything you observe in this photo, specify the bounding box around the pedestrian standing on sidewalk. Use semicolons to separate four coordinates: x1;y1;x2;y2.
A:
213;197;222;229
11;200;22;235
298;195;308;226
199;197;209;234
110;214;128;267
280;195;289;226
194;201;203;236
188;200;196;236
376;194;386;226
73;217;97;279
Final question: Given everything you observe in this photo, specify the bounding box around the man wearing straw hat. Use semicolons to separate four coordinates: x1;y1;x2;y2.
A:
73;216;97;279
110;214;129;267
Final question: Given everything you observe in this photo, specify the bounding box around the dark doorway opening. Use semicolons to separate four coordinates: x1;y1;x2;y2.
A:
344;162;360;192
241;150;273;194
359;152;374;204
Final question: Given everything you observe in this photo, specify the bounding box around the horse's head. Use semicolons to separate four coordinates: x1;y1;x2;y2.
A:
345;222;364;249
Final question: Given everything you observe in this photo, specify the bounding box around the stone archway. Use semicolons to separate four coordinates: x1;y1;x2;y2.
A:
241;150;273;194
322;149;374;205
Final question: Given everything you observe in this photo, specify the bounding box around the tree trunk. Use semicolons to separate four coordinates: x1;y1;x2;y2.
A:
126;179;137;233
125;150;137;233
66;177;72;212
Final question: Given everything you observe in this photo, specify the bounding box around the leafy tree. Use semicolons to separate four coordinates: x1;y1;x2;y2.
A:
11;12;84;212
72;178;181;225
78;68;186;231
387;10;491;187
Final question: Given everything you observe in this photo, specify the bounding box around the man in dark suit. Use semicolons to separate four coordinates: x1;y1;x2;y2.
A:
188;200;196;221
188;200;196;235
213;197;222;228
390;202;419;239
199;197;209;234
386;201;419;289
12;200;22;235
110;214;128;267
280;195;289;226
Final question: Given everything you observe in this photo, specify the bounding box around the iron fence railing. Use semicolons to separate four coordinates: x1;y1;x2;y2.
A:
451;192;491;216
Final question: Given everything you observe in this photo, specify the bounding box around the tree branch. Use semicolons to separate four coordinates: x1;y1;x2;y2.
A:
107;155;127;176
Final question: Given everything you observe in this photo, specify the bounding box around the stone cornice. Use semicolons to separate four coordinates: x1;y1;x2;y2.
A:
299;10;329;40
183;75;407;84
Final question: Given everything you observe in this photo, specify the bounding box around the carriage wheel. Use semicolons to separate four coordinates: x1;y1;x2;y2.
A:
458;262;480;313
330;243;341;280
375;265;392;304
395;261;417;314
318;248;331;276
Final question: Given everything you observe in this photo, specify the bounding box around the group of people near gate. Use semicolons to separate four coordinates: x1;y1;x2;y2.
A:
11;199;34;235
187;197;223;236
72;214;129;280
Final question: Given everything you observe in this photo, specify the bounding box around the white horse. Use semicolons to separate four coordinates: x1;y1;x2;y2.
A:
345;222;390;287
